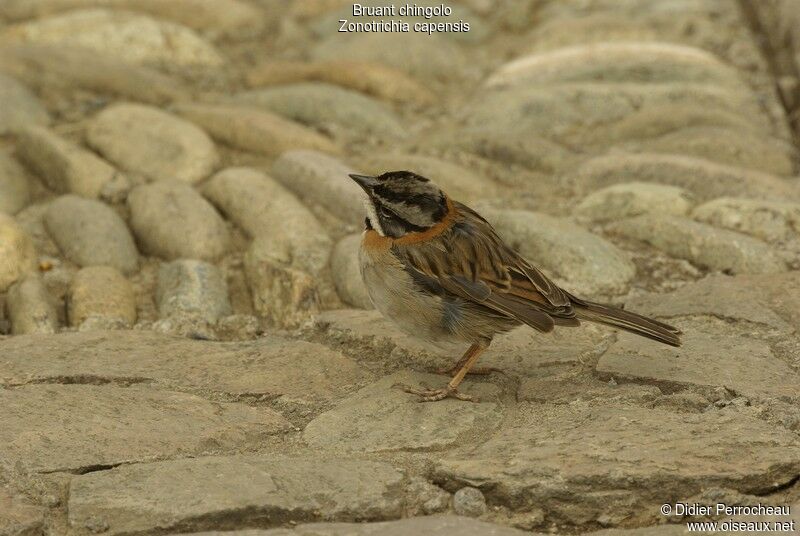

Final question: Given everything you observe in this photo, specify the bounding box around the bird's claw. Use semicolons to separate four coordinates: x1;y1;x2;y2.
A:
392;382;479;403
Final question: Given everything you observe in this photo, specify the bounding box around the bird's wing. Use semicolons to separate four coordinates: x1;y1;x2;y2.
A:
391;201;578;333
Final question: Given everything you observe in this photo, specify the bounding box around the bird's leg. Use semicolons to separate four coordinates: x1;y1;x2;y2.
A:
434;348;500;376
435;365;497;376
396;342;488;402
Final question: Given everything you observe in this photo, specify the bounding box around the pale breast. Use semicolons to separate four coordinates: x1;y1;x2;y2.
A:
359;233;457;345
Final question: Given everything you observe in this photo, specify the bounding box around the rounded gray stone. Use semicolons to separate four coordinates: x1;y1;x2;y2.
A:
486;42;746;89
452;486;487;517
245;60;435;106
610;215;787;275
309;2;487;43
202;167;333;326
0;73;49;134
0;151;31;214
627;125;795;177
6;275;58;335
575;181;693;222
232;83;407;141
571;153;799;203
311;32;469;81
245;236;322;329
1;9;224;68
0;44;187;105
692;197;800;243
406;477;451;516
0;212;38;292
271;150;364;225
127;181;230;261
87;103;218;184
0;0;267;38
156;259;231;323
202;167;331;274
68;265;136;329
15;125;123;199
174;103;340;157
44;195;139;274
331;233;372;309
464;83;768;158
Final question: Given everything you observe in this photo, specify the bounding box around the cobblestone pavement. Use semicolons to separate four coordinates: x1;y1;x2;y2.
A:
1;1;800;534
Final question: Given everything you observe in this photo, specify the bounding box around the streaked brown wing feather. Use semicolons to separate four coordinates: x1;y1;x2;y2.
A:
391;201;577;333
453;202;572;309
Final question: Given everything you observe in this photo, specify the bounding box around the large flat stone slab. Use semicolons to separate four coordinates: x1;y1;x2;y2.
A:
436;404;800;527
0;487;44;536
516;365;665;407
625;273;798;332
0;330;373;407
181;515;532;535
68;456;405;535
597;330;800;399
582;527;689;536
0;384;290;474
304;371;502;453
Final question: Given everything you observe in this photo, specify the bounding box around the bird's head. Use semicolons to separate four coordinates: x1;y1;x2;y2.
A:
349;170;449;238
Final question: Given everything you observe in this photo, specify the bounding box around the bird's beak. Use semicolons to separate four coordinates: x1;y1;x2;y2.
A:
349;173;379;191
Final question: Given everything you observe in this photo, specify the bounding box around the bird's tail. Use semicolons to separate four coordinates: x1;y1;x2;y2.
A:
570;295;682;347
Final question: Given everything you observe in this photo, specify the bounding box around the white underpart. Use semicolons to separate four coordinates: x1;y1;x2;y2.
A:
361;192;385;235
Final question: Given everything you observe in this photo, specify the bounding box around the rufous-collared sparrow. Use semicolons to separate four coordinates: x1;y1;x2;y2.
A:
350;171;681;402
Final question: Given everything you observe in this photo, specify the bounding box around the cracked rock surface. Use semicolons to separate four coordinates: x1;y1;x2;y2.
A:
0;1;799;535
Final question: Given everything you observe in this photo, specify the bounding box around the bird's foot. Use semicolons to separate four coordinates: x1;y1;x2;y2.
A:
433;365;500;376
392;382;479;403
